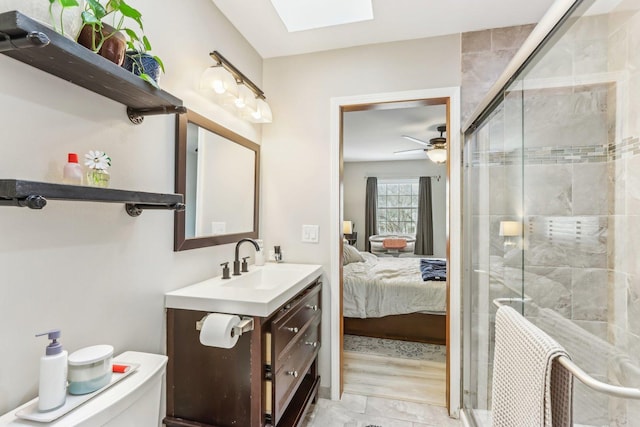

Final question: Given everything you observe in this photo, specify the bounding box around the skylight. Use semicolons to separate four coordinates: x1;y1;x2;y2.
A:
270;0;374;32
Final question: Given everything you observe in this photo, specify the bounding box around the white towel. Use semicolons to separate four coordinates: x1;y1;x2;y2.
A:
491;306;573;427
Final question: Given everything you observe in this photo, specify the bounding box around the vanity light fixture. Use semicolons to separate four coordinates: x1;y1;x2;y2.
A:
203;51;273;123
200;65;238;99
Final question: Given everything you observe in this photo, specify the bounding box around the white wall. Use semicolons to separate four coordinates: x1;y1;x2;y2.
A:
261;35;462;391
343;160;447;256
0;0;263;414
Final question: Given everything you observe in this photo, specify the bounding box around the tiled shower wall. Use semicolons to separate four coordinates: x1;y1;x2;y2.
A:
464;11;640;426
461;25;535;125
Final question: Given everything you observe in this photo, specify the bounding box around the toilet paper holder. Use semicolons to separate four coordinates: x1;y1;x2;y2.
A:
195;315;254;337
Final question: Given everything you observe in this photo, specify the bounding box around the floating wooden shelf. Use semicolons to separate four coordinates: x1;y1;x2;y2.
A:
0;11;185;123
0;179;185;217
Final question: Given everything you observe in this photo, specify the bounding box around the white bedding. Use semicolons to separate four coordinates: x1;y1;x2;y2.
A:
343;252;447;318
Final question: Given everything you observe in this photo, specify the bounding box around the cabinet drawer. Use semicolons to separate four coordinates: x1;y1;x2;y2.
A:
272;282;321;361
273;321;320;422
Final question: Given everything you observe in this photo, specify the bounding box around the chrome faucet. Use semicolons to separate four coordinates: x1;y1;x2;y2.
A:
233;238;261;276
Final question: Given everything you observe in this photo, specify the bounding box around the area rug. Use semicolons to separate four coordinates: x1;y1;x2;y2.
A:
344;334;446;363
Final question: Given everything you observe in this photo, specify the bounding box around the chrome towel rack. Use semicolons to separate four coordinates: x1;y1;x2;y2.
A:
493;298;640;400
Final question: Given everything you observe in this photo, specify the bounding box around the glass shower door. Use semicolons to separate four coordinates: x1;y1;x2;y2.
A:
462;79;525;426
462;0;640;424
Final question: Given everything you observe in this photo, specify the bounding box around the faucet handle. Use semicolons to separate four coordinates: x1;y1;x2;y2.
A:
241;256;250;273
220;262;231;279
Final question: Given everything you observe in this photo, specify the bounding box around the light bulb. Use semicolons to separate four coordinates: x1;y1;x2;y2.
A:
200;66;238;98
247;98;273;123
427;148;447;164
235;84;257;114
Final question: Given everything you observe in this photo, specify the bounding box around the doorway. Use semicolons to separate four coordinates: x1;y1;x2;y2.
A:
329;87;462;416
342;100;448;406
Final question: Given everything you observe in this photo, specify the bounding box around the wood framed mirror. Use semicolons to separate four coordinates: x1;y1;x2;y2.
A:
174;109;260;251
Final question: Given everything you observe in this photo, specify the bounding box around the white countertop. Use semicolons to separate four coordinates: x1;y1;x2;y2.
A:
165;262;323;317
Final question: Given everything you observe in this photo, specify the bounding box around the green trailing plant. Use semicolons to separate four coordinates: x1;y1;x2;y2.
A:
81;0;164;86
80;0;139;52
47;0;80;37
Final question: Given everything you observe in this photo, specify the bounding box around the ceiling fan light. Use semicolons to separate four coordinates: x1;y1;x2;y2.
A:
427;148;447;164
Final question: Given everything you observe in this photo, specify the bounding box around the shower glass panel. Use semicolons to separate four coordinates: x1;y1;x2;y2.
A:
462;79;525;426
462;0;640;425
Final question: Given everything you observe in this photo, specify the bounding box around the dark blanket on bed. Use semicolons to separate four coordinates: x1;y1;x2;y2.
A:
420;258;447;281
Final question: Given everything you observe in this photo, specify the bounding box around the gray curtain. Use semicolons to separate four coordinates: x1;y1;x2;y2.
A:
364;177;378;252
415;176;434;255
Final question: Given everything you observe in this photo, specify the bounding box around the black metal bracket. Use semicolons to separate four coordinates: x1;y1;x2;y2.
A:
127;106;188;125
0;30;50;53
125;202;186;217
0;196;185;217
0;195;47;209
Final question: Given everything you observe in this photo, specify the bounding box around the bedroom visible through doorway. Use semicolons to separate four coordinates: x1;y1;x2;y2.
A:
340;97;450;407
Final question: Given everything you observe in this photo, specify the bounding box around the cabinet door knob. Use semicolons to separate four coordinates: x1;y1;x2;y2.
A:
286;327;299;333
305;304;318;311
305;341;318;348
286;370;299;378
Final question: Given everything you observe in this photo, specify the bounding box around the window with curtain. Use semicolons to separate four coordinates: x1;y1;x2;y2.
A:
376;179;419;235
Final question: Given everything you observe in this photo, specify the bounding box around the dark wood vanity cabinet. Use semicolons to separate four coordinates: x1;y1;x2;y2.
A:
165;280;322;427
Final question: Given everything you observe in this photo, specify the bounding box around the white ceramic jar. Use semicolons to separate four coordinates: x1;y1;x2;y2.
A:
67;344;113;395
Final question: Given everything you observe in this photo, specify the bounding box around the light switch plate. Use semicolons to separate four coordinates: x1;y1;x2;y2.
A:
302;225;319;243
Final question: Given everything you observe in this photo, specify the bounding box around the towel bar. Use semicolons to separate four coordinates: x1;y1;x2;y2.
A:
492;298;640;400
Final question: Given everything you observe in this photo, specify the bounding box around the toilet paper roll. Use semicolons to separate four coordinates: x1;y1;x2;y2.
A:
199;313;241;349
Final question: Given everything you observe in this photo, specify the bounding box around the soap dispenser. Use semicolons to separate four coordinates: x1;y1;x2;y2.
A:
274;245;283;263
35;330;68;412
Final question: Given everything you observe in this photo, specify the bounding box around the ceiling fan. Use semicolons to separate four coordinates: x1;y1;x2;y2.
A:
394;125;447;163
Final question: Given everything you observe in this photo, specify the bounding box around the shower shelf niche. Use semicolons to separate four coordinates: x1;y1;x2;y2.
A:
0;179;185;217
0;10;186;124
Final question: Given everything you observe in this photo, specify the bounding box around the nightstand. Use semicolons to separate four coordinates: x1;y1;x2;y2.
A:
345;232;357;246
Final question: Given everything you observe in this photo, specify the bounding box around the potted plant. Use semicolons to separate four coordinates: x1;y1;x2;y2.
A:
121;30;164;88
76;0;164;85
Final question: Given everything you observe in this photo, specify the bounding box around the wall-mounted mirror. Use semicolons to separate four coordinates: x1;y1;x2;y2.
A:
174;109;260;251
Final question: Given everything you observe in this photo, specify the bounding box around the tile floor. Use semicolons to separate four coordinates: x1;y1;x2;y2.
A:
302;393;462;427
343;351;446;406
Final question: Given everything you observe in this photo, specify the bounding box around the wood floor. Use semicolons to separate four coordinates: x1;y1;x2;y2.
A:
343;351;446;407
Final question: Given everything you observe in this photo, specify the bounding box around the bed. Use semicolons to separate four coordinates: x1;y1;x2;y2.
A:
342;249;447;345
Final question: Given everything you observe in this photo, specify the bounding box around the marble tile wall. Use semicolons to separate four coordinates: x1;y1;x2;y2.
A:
461;25;535;125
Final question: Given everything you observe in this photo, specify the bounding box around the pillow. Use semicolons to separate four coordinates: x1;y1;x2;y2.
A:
343;244;365;265
383;238;407;249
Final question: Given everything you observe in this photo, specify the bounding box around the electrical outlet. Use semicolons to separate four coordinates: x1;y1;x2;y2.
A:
302;225;319;243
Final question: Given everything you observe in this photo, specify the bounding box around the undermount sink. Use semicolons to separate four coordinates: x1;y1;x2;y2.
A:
221;265;311;290
165;263;323;317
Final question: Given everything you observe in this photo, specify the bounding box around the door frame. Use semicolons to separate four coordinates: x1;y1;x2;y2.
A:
329;87;461;417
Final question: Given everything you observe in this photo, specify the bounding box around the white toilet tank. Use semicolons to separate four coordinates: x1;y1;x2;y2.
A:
0;351;167;427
